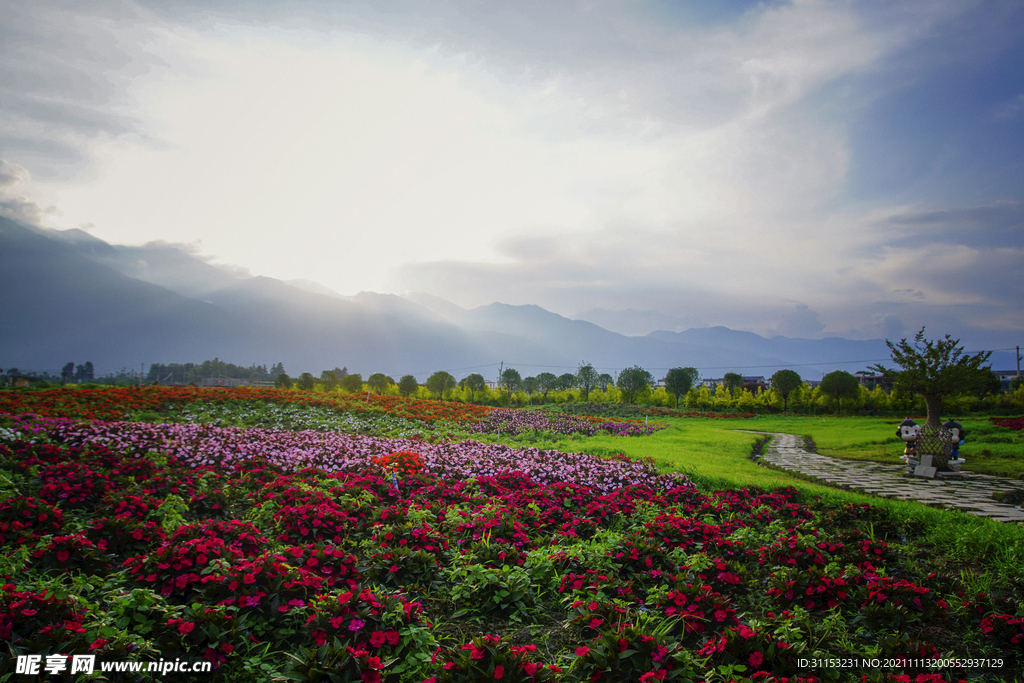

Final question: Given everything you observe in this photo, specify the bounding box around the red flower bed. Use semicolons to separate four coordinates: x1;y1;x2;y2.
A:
2;401;1019;680
0;584;89;651
990;416;1024;430
0;386;495;423
0;496;64;544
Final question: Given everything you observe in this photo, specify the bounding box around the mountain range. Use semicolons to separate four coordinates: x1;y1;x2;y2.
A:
2;215;1014;380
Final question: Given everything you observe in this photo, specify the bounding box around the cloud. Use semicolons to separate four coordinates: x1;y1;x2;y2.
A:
0;158;49;224
770;303;826;338
2;0;1021;351
874;202;1024;249
0;1;159;177
993;93;1024;120
0;157;27;189
871;313;905;340
396;203;1024;343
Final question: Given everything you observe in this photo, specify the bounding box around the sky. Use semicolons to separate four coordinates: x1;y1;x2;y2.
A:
1;0;1022;350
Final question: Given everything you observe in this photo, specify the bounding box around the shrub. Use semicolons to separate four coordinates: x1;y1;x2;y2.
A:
427;634;558;682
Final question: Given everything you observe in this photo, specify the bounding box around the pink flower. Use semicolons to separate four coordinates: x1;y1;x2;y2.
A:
178;621;195;635
348;619;365;631
575;646;590;657
748;651;764;668
493;665;504;679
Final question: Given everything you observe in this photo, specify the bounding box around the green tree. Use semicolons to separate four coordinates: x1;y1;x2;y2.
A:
274;373;292;389
320;370;339;390
398;375;419;397
576;362;599;402
664;367;700;407
460;373;487;392
557;373;577;390
617;365;653;404
535;372;558;399
770;369;802;412
871;328;993;427
499;368;522;394
340;373;364;393
819;370;860;413
297;372;316;391
61;362;75;384
75;362;95;383
522;376;537;395
979;369;1002;397
367;373;395;393
723;372;745;392
426;371;456;398
597;373;614;390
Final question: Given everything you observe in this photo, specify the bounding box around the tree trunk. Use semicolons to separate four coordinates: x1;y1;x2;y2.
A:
923;394;943;428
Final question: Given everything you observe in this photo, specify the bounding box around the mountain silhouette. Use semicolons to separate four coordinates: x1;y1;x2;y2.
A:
2;215;933;379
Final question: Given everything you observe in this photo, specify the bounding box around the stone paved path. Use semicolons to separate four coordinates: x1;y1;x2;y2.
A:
744;431;1024;523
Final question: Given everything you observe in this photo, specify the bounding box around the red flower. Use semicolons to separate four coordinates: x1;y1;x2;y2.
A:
494;665;504;679
575;646;590;657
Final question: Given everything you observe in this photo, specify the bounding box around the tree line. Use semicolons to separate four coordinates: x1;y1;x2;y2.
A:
267;330;1021;417
14;330;1019;416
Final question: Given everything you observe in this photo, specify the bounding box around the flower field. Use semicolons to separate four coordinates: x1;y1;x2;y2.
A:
464;409;662;437
542;403;757;421
0;387;494;425
1;393;1023;682
989;417;1024;431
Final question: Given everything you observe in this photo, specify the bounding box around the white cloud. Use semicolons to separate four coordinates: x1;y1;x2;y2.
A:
0;158;51;224
2;0;1020;346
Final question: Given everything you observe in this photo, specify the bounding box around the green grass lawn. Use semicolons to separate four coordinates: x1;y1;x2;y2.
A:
609;413;1024;479
505;415;1024;582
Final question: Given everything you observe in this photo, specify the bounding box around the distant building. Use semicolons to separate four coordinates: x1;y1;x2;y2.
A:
198;377;251;387
742;376;767;392
4;374;37;388
995;370;1020;392
853;371;884;388
702;376;767;391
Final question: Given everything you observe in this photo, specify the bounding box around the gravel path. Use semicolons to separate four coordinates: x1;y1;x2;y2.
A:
743;431;1024;523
